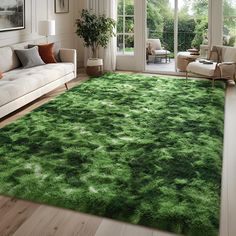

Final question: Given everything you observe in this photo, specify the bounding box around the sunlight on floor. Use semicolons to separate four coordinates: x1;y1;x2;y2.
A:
146;58;176;72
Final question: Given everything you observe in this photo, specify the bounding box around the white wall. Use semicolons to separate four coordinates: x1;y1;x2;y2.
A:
74;0;87;67
0;0;81;64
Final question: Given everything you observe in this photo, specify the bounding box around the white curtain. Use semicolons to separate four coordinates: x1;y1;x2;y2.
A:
85;0;117;71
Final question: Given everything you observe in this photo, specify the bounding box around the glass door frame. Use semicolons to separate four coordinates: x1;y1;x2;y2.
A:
144;0;179;74
144;0;212;75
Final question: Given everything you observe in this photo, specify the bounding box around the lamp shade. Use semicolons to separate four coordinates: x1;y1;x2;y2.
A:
38;20;56;36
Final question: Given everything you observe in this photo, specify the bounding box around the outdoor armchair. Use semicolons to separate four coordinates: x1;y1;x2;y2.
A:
146;39;171;63
186;46;236;87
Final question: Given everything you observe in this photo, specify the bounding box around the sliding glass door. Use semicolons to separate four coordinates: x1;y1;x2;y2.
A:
115;0;231;72
145;0;208;74
146;0;175;72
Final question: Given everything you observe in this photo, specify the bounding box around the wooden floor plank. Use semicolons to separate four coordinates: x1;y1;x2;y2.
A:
13;206;61;236
221;84;236;236
123;224;153;236
0;196;12;209
13;205;102;236
74;214;102;236
52;212;93;236
41;210;102;236
32;209;73;236
0;199;39;235
95;219;125;236
153;231;182;236
0;198;19;219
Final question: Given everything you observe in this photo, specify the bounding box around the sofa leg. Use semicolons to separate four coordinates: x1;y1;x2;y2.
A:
186;72;188;82
65;83;68;90
212;79;215;88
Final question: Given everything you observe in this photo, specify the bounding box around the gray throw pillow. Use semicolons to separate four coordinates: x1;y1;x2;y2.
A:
15;47;45;68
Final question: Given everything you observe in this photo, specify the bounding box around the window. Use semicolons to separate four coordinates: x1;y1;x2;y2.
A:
223;0;236;46
117;0;134;55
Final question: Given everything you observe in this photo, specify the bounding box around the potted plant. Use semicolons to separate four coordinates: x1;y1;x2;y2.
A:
75;9;116;76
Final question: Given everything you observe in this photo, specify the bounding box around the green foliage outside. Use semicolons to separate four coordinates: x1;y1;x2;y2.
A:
223;0;236;46
0;73;224;236
191;16;208;48
146;0;209;51
162;18;196;52
117;0;135;50
147;0;172;38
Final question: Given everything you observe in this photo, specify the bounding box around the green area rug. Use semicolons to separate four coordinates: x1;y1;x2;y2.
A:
0;73;225;236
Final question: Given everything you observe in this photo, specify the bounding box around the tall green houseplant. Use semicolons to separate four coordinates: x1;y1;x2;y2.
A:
75;9;116;58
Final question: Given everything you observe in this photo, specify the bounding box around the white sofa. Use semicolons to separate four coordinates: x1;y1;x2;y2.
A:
0;41;77;119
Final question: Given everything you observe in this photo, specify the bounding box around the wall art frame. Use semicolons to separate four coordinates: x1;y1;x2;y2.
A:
0;0;25;32
55;0;69;14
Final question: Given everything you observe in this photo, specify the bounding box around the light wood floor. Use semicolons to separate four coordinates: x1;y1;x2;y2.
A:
0;70;235;236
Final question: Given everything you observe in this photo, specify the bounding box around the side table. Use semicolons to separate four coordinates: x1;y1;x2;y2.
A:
177;52;199;72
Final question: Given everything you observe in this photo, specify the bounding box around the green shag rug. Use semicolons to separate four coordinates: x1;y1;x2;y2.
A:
0;73;225;236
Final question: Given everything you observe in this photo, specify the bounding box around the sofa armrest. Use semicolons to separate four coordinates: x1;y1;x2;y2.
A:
59;48;77;77
218;62;236;66
217;62;236;79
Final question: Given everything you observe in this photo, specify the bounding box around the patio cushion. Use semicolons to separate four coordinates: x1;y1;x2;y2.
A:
187;61;217;77
154;49;170;55
222;46;236;62
147;39;162;50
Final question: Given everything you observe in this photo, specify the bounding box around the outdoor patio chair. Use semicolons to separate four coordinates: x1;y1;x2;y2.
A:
146;39;171;63
186;45;236;87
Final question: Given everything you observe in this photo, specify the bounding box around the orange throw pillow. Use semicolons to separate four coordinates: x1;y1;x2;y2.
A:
38;43;57;64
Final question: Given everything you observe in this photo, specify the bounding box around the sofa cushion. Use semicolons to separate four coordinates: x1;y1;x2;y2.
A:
147;39;161;50
15;47;45;68
0;47;21;73
51;42;61;62
9;42;35;70
222;46;236;63
187;61;217;77
0;63;74;107
154;49;170;55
